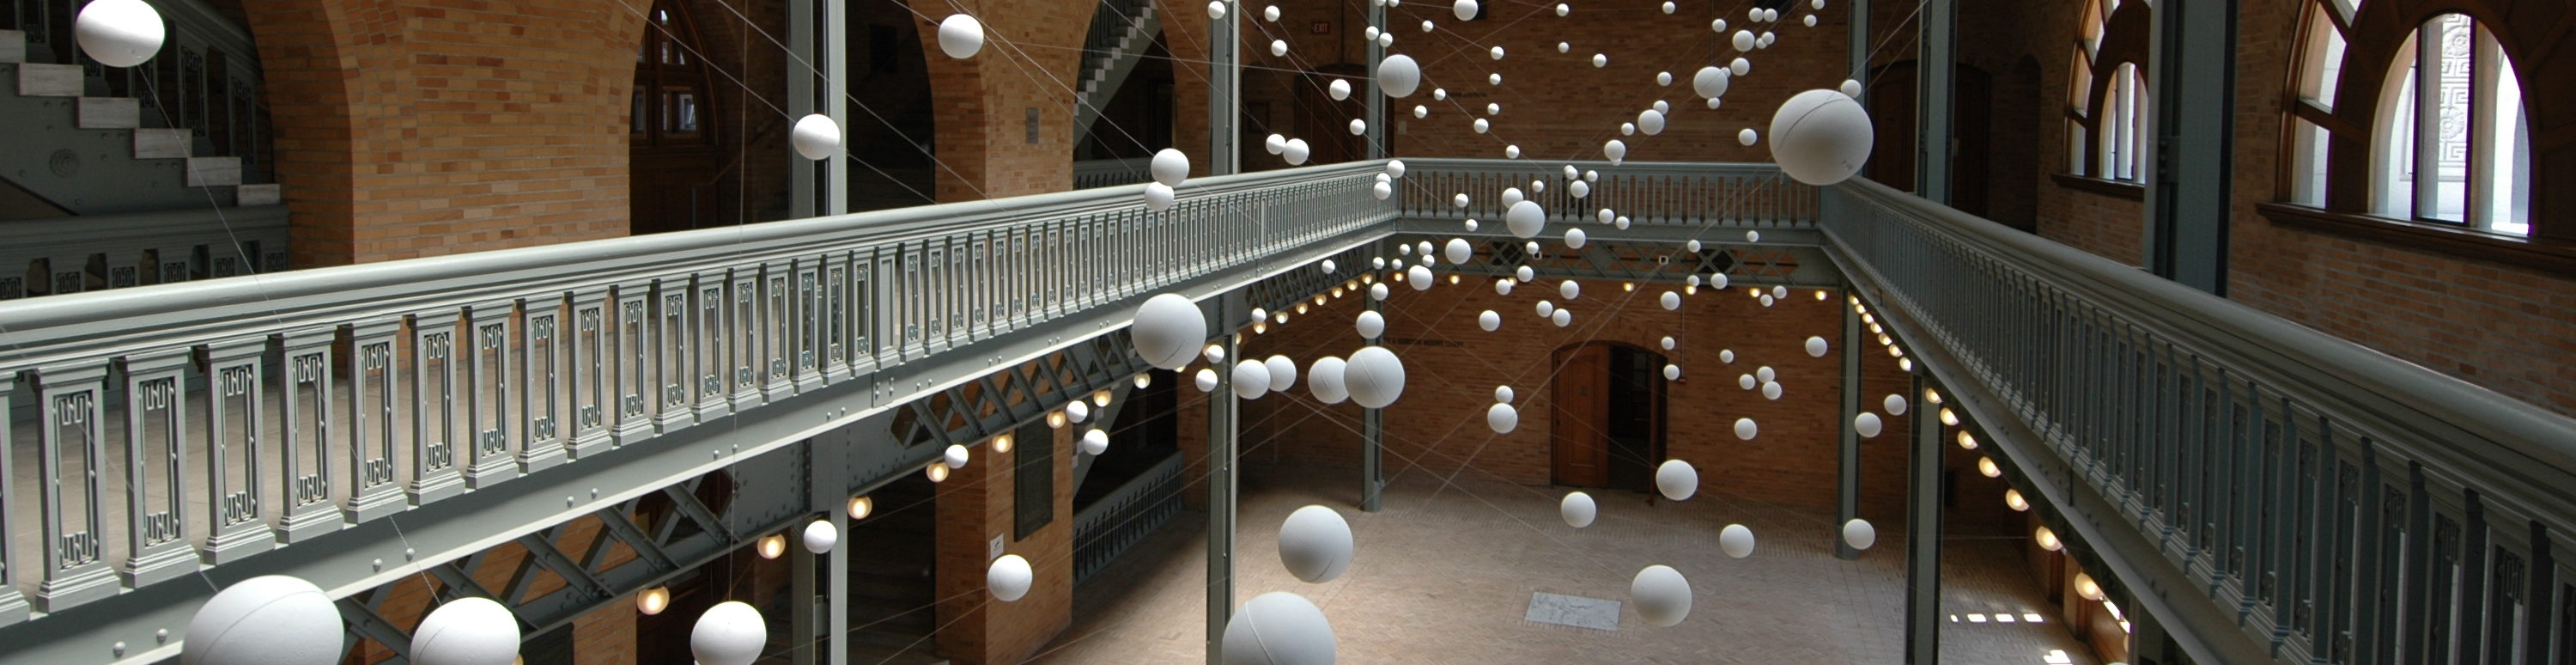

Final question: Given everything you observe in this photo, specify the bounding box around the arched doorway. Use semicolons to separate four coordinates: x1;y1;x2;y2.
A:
1550;342;1666;491
629;0;724;234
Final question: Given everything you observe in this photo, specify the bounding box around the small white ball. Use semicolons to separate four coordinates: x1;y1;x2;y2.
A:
1504;144;1521;159
1659;336;1675;351
1283;138;1311;165
1264;355;1299;393
1840;78;1864;98
1378;33;1393;46
790;114;842;161
1376;54;1423;98
1516;265;1536;281
692;602;769;665
1560;491;1598;528
1745;230;1761;243
944;444;970;469
1452;0;1479;21
1761;381;1783;400
1487;101;1503;115
1662;1;1677;14
1264;4;1281;21
1733;29;1757;52
1720;349;1735;363
1066;399;1091;424
1365;25;1381;40
1327;79;1352;101
988;554;1035;601
1413;105;1429;118
1564;228;1588;249
1856;412;1885;438
1277;505;1356;583
937;15;986;58
1738;374;1756;389
1454;192;1472;208
1434;88;1449;100
1805;336;1829;357
1558;279;1581;300
1686;240;1703;253
1490;46;1505;60
1592;53;1607;68
1843;519;1878;551
1568;180;1591;198
1637;109;1666;136
1369;283;1390;300
1739;128;1759;146
1884;394;1910;415
1730;57;1751;75
1462;218;1479;230
804;519;839;554
1660;291;1682;310
1504;200;1546;238
1473;119;1491;133
1692;66;1730;99
76;0;166;68
1444;238;1473;265
1621;123;1637;137
1195;368;1220;393
1556;3;1571;16
1535;300;1555;318
1231;360;1272;400
1485;402;1519;434
1630;565;1693;627
1613;216;1628;229
1662;363;1681;380
1558;41;1571;52
1492;385;1516;403
1478;309;1501;331
1406;265;1434;290
1372;181;1393;200
1719;524;1756;558
1804;14;1819;27
1757;366;1777;382
1655;460;1698;501
1308;357;1349;404
1151;148;1192;186
1354;310;1387;339
1267;133;1289;154
1270;40;1289;57
1656;70;1674;86
1734;418;1759;440
1349;119;1368;135
1207;1;1228;18
1551;309;1572;327
1491;278;1512;295
1603;139;1627;164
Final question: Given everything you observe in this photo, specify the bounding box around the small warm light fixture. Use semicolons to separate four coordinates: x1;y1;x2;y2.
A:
1849;296;1862;307
1314;295;1327;306
1977;457;2002;478
849;495;874;519
757;534;787;559
1887;345;1905;358
1295;303;1309;314
1623;282;1637;292
1274;312;1288;324
1925;388;1943;405
2074;573;2105;601
1899;357;1913;372
1448;274;1460;284
2003;489;2029;511
1941;408;1959;427
1813;290;1827;301
1254;322;1268;334
1862;312;1875;325
993;433;1015;454
1133;373;1152;388
2035;526;2063;552
927;461;951;482
1092;389;1113;406
1956;431;1978;449
1684;285;1698;295
1877;332;1893;346
1747;287;1762;299
1332;287;1346;298
1871;323;1886;335
1361;273;1375;284
1047;411;1067;429
637;586;671;615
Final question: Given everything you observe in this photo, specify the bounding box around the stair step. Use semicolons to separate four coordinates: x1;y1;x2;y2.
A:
79;97;139;129
236;183;281;206
184;156;241;186
133;128;192;158
17;63;82;97
0;30;25;64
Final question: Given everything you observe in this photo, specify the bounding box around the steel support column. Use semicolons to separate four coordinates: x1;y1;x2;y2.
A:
1361;295;1385;512
1363;0;1385;160
1206;292;1244;664
787;0;848;217
796;438;850;665
1916;0;1955;204
1902;375;1941;663
1836;291;1862;560
2143;0;2233;294
1847;0;1869;107
1208;0;1242;175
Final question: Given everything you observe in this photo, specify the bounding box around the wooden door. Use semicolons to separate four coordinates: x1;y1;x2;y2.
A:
1551;345;1612;487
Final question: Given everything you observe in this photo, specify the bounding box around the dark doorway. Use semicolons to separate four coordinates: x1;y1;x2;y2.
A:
629;0;726;235
1550;343;1665;493
1863;60;1993;217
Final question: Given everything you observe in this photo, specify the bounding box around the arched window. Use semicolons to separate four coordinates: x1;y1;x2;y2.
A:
2067;0;2151;182
2287;1;2533;237
635;0;716;148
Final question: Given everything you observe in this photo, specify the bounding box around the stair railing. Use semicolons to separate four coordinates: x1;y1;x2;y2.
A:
8;0;270;181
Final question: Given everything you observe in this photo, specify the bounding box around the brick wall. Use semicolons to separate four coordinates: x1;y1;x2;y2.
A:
934;422;1076;664
912;0;1091;200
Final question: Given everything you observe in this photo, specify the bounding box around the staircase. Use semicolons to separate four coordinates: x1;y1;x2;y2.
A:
0;0;277;216
1070;0;1159;147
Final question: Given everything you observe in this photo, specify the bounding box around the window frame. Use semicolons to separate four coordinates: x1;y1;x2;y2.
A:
2063;0;2154;189
634;0;719;149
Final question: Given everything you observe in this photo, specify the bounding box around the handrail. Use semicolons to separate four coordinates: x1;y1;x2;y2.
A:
1394;158;1816;229
0;205;290;300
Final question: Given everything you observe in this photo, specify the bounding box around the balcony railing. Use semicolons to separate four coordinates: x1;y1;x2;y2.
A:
1072;156;1150;190
0;160;1391;620
1394;158;1815;229
0;205;290;300
1823;177;2576;663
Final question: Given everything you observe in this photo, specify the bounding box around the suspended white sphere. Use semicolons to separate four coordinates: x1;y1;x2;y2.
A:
1692;67;1729;99
1761;381;1783;400
1263;355;1299;393
1144;181;1178;210
1637;109;1666;136
1069;400;1095;425
987;554;1036;601
1516;265;1535;281
1434;88;1448;100
1707;97;1723;109
1413;105;1429;118
1504;200;1546;239
1757;366;1777;382
1207;0;1228;18
1267;133;1289;155
1269;40;1288;57
1221;592;1338;665
1805;336;1829;357
790;114;842;161
1485;402;1519;434
1738;128;1759;146
1551;308;1572;327
1364;25;1381;40
1308;357;1350;404
1560;491;1598;528
1504;144;1521;159
1656;98;1673;113
1344;346;1406;408
1277;505;1356;583
1376;54;1422;98
1770;88;1876;186
1524;241;1541;255
1082;428;1110;455
1556;280;1583;301
1814;0;1826;9
1556;3;1571;15
1603;139;1626;164
1486;385;1515;403
1386;159;1406;179
1377;32;1393;47
1591;53;1607;67
411;597;519;665
1490;46;1505;60
76;0;166;68
1712;18;1728;32
1686;239;1703;253
1348;119;1368;136
944;444;971;469
1738;374;1756;389
1253;307;1272;323
1655;460;1698;501
1719;524;1756;558
1372;181;1393;200
1804;14;1819;27
1613;215;1628;229
1659;336;1675;351
1660;291;1682;310
1473;118;1491;133
1884;394;1909;416
1856;412;1885;438
1759;31;1775;47
1568;180;1590;198
1720;349;1735;363
1369;283;1390;300
1733;29;1757;52
691;601;768;665
1283;138;1311;165
1461;217;1478;230
1150;148;1193;186
1419;19;1433;32
1564;228;1588;249
1843;519;1878;551
1744;230;1760;243
1630;565;1693;627
937;15;986;58
1730;57;1751;75
1453;192;1471;208
1452;0;1479;20
1354;310;1387;339
1686;275;1701;287
1620;123;1636;137
1443;238;1473;265
1477;310;1501;331
1130;294;1206;369
1734;418;1759;440
1230;360;1272;400
1195;368;1220;393
804;519;840;554
1557;41;1571;52
1840;78;1863;98
1406;265;1434;290
1662;363;1680;380
1264;4;1282;21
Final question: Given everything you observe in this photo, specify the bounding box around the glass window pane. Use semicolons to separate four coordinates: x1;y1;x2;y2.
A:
2372;51;2415;218
2291;118;2328;205
2422;15;2472;223
2300;14;2348;108
2478;34;2530;235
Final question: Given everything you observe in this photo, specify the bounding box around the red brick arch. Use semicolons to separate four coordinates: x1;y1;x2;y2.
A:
909;0;1093;201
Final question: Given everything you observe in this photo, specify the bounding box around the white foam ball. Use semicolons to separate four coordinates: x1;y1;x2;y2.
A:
1264;355;1298;393
1434;88;1448;100
1613;216;1628;229
1207;0;1228;18
1856;412;1884;438
1806;336;1829;357
1524;241;1541;255
1719;524;1756;558
1662;363;1680;380
1372;181;1393;200
1269;40;1288;57
1711;18;1728;32
1354;310;1387;339
1230;360;1271;400
1738;374;1756;389
790;114;842;161
1406;265;1434;290
1759;31;1775;47
1066;399;1090;423
1564;228;1588;249
1195;368;1220;393
1660;291;1681;310
1557;280;1582;301
945;443;971;469
1283;138;1311;165
1637;109;1666;136
1348;119;1367;136
1761;381;1783;400
1738;128;1759;146
1267;133;1289;155
1365;25;1381;40
1568;180;1591;198
1277;505;1355;583
1412;105;1428;118
1369;283;1389;300
1591;53;1607;67
1603;139;1627;164
76;0;166;68
1516;265;1535;281
1151;148;1192;186
1843;519;1878;550
1473;118;1490;133
1454;192;1471;207
1630;565;1693;627
1075;428;1107;455
1145;182;1178;210
1656;70;1674;86
1490;46;1505;60
1733;29;1757;52
1734;418;1758;440
1556;3;1571;15
1486;402;1519;434
1720;349;1735;363
691;601;768;665
1621;123;1636;137
1756;366;1777;383
1307;357;1350;404
1131;294;1206;369
1452;0;1479;20
1560;491;1597;528
1386;159;1406;178
1221;592;1338;665
1769;88;1876;186
1557;41;1571;52
1461;217;1478;230
1344;346;1406;408
987;554;1035;601
1376;54;1422;98
802;519;839;554
1504;144;1521;159
1444;238;1473;265
1552;308;1572;327
1477;310;1501;331
1504;200;1546;238
1662;1;1676;12
1377;32;1393;47
1884;394;1909;415
1686;239;1703;253
1804;14;1819;27
1743;230;1759;243
1655;460;1698;501
1264;4;1282;21
937;15;986;58
1840;78;1863;98
1692;66;1729;99
1730;57;1751;75
1659;336;1675;351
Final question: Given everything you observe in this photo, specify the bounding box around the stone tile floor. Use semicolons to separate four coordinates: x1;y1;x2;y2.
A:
1031;464;2105;664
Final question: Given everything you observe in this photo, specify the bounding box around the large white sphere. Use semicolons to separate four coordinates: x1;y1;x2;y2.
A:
1515;265;1536;282
1568;180;1590;198
1603;139;1627;164
1718;524;1756;558
1477;310;1500;331
1444;238;1473;264
988;554;1035;601
1630;565;1693;627
412;597;519;665
1883;394;1909;415
1309;357;1350;404
1485;402;1519;434
1151;149;1191;186
1131;294;1206;369
1692;66;1729;99
1770;88;1875;186
1560;491;1597;528
76;0;166;68
1551;309;1572;327
1376;54;1422;98
1637;109;1666;136
1232;360;1273;400
1660;291;1682;310
1144;182;1177;210
804;519;839;554
1270;39;1289;57
183;575;343;665
692;601;768;665
945;444;971;469
1564;228;1588;249
1842;519;1878;551
937;15;986;58
1558;279;1582;300
1264;355;1299;393
1081;428;1111;455
1195;368;1220;393
790;114;841;161
1662;363;1680;380
1284;138;1312;165
1855;412;1885;438
1733;29;1757;52
1735;418;1759;440
1501;186;1526;206
1406;265;1434;290
1066;398;1091;424
1805;336;1829;357
1386;159;1406;178
1761;381;1783;400
1222;592;1338;665
1504;200;1546;238
1354;310;1386;339
1277;505;1356;583
1655;460;1698;501
1452;0;1479;20
1343;346;1406;408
